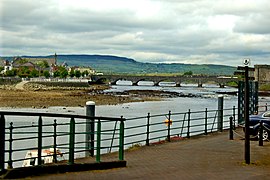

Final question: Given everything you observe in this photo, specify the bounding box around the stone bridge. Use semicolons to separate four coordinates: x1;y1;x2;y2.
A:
91;75;238;88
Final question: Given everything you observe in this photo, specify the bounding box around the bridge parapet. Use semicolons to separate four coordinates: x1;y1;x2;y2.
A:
91;75;238;87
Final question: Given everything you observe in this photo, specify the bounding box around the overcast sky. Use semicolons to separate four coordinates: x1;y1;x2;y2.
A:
1;0;270;66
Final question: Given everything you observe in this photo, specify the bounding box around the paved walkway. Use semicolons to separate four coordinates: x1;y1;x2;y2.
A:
30;129;270;179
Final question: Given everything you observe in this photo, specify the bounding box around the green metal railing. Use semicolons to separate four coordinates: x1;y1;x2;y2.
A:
1;103;269;173
123;106;237;147
0;111;125;173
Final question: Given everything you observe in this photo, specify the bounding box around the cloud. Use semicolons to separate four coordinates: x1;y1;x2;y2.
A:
1;0;270;66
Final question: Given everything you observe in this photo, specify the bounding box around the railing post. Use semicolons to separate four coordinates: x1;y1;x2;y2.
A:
38;116;42;165
96;119;101;162
69;117;75;165
0;114;5;173
119;117;125;161
167;111;171;142
53;119;57;163
217;95;224;132
8;122;13;169
86;101;95;157
187;109;191;138
229;116;233;140
259;121;263;146
205;108;208;135
38;116;42;166
233;106;236;130
146;113;150;146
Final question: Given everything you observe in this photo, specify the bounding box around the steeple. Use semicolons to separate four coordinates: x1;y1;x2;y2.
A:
54;53;57;65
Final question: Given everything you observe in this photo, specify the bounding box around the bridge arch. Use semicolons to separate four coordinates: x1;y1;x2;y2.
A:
91;75;239;88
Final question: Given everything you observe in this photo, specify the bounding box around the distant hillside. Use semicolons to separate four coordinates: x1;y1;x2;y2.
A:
1;54;236;75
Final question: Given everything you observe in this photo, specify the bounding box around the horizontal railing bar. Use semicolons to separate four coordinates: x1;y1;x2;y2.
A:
125;116;148;121
125;132;146;138
0;111;124;121
170;112;186;116
6;125;37;130
190;123;205;128
148;135;167;141
125;124;146;130
189;117;205;121
149;128;166;134
149;122;164;126
9;136;38;141
101;137;118;142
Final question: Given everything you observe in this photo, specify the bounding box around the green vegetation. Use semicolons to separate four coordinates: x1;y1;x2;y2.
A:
54;55;236;75
259;84;270;91
226;81;238;87
36;60;49;68
183;71;193;76
1;54;237;76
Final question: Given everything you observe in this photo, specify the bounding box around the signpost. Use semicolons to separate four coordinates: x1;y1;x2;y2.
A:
236;59;255;164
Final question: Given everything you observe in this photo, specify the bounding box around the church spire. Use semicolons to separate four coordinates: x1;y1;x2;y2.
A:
54;53;57;65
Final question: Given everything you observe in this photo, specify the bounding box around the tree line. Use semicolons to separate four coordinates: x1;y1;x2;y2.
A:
0;66;89;78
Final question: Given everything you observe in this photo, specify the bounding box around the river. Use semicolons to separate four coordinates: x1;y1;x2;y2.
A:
1;82;240;117
1;82;269;168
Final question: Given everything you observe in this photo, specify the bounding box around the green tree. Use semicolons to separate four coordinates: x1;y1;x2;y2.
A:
18;67;30;78
43;70;50;78
29;69;39;78
60;69;68;78
5;69;17;77
75;70;81;78
53;70;60;77
69;69;75;78
82;70;89;77
36;60;49;68
183;71;193;76
18;58;28;64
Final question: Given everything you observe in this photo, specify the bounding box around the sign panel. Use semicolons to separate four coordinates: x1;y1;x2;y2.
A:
237;66;255;71
243;59;250;66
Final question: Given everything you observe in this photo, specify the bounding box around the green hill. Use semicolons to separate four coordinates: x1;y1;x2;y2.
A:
1;54;236;75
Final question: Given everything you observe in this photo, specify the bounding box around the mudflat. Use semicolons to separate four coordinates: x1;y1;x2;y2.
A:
0;83;166;108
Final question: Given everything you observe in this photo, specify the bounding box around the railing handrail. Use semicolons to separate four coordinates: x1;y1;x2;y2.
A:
0;111;125;122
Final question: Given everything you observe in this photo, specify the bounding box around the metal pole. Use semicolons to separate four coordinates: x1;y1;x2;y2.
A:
146;113;150;146
233;106;236;130
53;119;57;163
167;111;171;142
0;115;5;173
259;121;263;146
244;65;250;164
187;109;190;138
8;122;13;169
86;101;95;157
119;117;125;161
69;117;75;165
38;116;42;166
96;119;101;162
229;116;233;140
217;95;224;132
205;108;208;135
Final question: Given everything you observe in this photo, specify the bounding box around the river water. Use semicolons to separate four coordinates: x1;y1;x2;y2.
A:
1;82;240;117
1;82;270;167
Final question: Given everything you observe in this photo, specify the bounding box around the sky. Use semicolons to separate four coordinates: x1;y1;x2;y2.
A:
1;0;270;67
